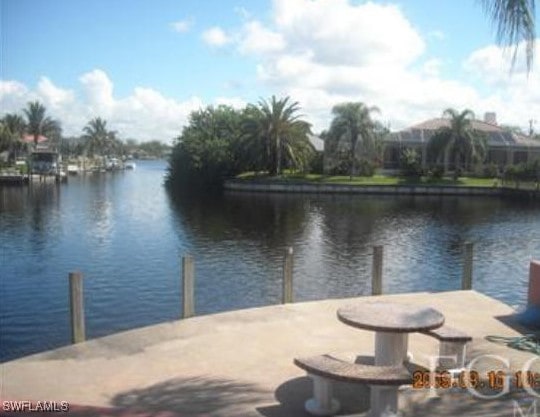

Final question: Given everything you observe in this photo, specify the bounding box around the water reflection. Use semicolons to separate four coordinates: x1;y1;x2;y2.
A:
169;191;311;247
168;189;540;305
1;183;63;251
1;162;539;363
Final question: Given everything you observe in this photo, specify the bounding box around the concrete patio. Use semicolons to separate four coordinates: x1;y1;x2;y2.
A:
1;290;539;416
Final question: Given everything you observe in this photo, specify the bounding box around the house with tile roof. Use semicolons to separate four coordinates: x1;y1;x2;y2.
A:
382;112;540;171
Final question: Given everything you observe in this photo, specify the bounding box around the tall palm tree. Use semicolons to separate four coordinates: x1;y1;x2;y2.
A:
427;108;487;175
82;117;112;156
0;113;26;160
240;105;272;172
245;96;314;175
326;102;380;178
481;0;536;72
23;101;61;149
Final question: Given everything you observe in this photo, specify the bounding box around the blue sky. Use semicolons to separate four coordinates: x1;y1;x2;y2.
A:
1;0;539;141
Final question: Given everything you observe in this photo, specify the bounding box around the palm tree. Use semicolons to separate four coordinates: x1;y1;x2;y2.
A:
0;113;26;160
82;117;112;156
481;0;536;72
23;101;61;149
427;109;487;175
325;102;380;178
245;96;314;175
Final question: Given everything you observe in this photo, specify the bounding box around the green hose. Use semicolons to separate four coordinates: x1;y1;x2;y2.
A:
485;334;540;355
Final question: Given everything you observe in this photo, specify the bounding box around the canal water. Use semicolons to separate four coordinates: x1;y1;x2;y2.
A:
1;160;539;362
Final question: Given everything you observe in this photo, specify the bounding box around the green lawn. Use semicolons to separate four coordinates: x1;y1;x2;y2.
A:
235;172;499;187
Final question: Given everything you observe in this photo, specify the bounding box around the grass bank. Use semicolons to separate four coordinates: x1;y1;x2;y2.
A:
236;172;499;187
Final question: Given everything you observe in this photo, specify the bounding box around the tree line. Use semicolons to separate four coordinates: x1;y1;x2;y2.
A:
0;101;170;162
166;96;390;191
166;96;540;192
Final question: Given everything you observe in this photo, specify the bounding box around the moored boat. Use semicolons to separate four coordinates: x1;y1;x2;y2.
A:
67;164;79;175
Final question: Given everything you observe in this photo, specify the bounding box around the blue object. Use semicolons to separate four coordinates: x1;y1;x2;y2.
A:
518;306;540;329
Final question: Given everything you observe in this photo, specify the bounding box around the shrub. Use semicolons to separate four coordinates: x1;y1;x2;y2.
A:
329;157;350;175
427;165;444;179
482;162;500;178
504;161;540;184
400;148;422;178
309;152;324;174
358;158;376;177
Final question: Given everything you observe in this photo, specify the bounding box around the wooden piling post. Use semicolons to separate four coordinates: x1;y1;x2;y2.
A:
283;247;294;304
372;245;383;295
182;255;195;318
462;242;474;290
69;271;85;344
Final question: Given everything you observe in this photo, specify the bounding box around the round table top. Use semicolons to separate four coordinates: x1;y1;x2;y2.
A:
337;301;445;333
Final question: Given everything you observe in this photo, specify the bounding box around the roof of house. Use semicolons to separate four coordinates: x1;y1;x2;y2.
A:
22;134;48;143
309;134;324;152
389;118;540;148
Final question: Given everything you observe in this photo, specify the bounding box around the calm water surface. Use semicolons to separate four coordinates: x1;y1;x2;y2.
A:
1;160;539;362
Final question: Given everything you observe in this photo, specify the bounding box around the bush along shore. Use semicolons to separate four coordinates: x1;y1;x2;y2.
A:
164;96;540;195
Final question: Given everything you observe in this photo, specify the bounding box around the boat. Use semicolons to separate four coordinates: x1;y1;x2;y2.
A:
124;161;136;170
105;157;121;171
67;164;79;175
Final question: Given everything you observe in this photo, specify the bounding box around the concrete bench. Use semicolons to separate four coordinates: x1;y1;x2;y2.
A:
294;354;411;416
421;325;472;369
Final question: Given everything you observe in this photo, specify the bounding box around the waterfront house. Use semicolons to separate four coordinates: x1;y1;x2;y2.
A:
323;112;540;174
24;135;62;178
30;149;60;176
382;113;540;171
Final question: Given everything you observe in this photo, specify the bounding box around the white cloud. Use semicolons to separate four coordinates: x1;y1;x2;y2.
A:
79;69;115;114
37;77;75;109
3;1;537;142
201;26;231;47
462;41;540;130
271;0;424;67
463;41;539;85
0;69;214;142
229;0;449;131
171;18;193;33
212;0;537;133
0;80;28;99
0;80;31;112
238;21;285;55
422;58;443;77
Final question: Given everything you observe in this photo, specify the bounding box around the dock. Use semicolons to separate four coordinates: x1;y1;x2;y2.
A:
1;290;539;416
0;172;28;184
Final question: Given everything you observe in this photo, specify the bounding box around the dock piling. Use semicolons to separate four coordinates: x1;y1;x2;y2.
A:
182;255;195;318
283;247;294;304
462;242;474;290
69;272;85;344
372;245;383;295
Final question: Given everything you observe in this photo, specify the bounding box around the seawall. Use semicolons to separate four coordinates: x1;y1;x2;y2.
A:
225;179;539;199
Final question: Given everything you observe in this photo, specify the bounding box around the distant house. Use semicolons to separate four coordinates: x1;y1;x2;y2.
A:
382;112;540;171
21;134;62;176
309;134;324;152
30;149;60;175
22;134;49;145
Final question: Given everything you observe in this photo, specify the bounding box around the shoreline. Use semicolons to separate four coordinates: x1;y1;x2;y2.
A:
223;180;540;200
225;179;540;199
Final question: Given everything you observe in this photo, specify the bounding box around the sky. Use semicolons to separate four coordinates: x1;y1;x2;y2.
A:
1;0;539;142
